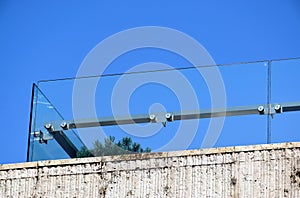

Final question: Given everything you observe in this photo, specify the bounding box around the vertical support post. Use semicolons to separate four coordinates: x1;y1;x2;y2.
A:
267;61;272;144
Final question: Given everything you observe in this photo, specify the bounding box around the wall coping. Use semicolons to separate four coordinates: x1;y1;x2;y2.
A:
1;142;299;170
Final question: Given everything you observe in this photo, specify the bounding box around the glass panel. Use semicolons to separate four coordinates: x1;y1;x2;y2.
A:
219;62;268;106
272;59;300;102
36;67;216;155
213;62;268;147
25;58;300;198
37;67;212;119
27;85;85;161
271;112;300;143
271;58;300;143
29;60;274;160
37;62;268;115
214;115;267;147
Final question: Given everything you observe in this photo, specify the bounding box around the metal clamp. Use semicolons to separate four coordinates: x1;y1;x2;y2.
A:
257;104;283;116
44;123;54;132
257;106;265;115
149;113;174;127
165;113;174;122
33;130;53;144
274;104;282;113
60;121;69;130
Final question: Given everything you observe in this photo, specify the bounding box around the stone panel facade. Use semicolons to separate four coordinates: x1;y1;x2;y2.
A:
1;142;300;197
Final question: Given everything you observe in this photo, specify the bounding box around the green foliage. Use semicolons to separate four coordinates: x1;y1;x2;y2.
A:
77;136;151;158
76;146;93;158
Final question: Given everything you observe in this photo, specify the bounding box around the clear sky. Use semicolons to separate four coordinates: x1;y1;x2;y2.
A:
1;1;300;164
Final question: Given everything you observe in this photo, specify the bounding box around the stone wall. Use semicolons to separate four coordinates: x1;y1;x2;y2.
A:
1;142;300;197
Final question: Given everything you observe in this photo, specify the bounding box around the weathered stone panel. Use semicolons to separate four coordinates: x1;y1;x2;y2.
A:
1;142;300;197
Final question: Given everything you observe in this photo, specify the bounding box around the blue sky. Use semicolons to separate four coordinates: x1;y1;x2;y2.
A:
1;1;300;164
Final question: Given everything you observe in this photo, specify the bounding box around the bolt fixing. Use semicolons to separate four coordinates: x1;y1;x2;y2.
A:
45;123;52;130
60;121;68;129
257;106;264;112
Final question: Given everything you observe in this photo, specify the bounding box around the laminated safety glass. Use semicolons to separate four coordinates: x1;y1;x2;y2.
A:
27;58;300;161
28;85;85;161
214;62;268;147
271;59;300;143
